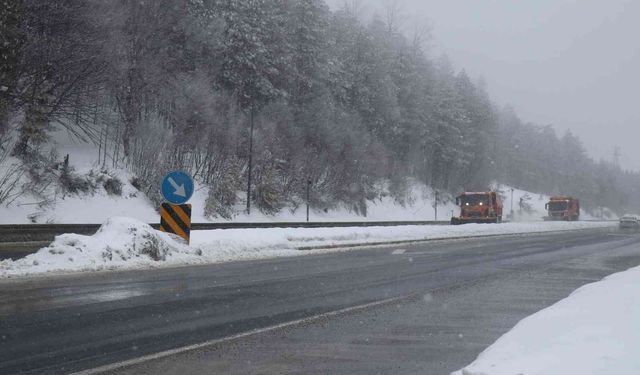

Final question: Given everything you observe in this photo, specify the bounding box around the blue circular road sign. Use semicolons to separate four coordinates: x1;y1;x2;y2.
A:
161;171;194;205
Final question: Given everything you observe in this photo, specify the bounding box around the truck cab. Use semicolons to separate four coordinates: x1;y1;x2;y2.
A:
451;192;503;225
544;196;580;221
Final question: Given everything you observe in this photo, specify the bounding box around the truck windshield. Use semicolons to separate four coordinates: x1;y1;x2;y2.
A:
461;195;490;206
548;201;568;211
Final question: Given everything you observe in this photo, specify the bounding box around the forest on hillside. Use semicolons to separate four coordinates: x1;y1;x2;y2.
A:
1;0;639;218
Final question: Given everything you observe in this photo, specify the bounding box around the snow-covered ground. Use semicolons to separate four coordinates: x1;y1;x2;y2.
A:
0;127;458;223
453;263;640;375
0;217;614;279
0;127;159;224
0;126;608;224
189;182;458;223
496;186;550;221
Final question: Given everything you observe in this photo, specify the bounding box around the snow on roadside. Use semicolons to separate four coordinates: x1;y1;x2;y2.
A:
452;264;640;375
0;219;615;278
192;220;614;255
0;217;202;277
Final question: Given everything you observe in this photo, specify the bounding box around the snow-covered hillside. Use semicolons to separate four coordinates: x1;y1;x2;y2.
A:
0;127;458;224
0;127;157;224
0;127;610;224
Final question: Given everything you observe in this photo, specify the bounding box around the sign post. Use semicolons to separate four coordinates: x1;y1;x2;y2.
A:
434;190;438;221
510;188;515;219
160;171;194;244
306;179;311;222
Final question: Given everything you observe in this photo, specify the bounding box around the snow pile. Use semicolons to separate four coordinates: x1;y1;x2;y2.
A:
0;219;614;278
453;265;640;375
0;217;202;276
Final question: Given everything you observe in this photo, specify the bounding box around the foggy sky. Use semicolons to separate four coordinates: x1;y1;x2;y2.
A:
327;0;640;171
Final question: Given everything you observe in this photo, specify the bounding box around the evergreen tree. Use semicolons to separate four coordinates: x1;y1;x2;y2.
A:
218;0;288;110
0;0;24;131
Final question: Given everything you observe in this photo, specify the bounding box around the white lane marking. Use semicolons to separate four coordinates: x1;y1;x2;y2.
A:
392;249;406;255
69;294;415;375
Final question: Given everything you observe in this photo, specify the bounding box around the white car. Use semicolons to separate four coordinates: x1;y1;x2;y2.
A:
619;215;640;229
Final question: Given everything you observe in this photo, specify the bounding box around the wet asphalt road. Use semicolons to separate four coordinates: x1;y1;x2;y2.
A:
1;227;639;375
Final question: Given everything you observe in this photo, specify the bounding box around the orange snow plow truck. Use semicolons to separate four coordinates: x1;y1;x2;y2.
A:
544;196;580;221
451;191;503;225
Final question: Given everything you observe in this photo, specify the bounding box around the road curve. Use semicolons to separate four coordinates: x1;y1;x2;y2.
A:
1;227;638;375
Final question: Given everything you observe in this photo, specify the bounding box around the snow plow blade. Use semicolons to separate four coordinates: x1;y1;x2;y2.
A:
451;217;499;225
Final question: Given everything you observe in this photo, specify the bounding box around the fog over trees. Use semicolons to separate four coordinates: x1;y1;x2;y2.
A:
1;0;639;217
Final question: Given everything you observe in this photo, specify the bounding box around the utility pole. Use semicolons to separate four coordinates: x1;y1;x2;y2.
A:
246;107;255;215
434;190;438;221
306;179;311;222
510;188;514;219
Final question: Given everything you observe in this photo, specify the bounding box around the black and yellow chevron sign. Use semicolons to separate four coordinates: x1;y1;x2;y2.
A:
160;203;192;244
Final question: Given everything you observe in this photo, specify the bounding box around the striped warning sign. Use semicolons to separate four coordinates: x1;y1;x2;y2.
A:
160;203;192;244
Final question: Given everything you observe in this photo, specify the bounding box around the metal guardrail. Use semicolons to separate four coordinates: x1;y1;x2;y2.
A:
0;221;449;243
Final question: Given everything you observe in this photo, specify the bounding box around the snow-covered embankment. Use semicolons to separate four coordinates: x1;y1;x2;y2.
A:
453;263;640;375
0;217;614;278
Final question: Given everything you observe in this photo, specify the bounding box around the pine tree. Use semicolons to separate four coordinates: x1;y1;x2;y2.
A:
0;0;24;131
288;0;330;113
218;0;287;110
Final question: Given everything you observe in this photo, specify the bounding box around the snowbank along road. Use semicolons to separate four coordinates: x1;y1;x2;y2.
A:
0;219;613;277
0;220;449;261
